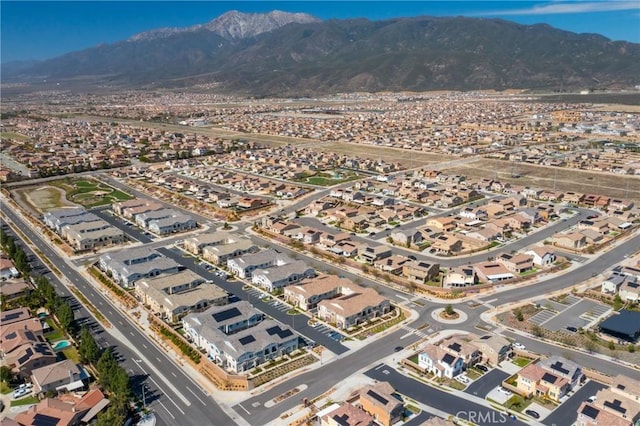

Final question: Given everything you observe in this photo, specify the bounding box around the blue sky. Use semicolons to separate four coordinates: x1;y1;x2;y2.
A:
2;1;639;63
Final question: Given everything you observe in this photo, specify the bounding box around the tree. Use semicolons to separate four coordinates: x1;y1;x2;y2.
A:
78;326;101;364
608;341;616;351
628;345;636;353
514;309;524;322
531;324;544;337
96;395;128;426
444;304;455;316
97;348;118;390
0;366;14;383
56;302;74;333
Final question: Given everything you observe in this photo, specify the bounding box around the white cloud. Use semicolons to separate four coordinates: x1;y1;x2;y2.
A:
477;1;640;16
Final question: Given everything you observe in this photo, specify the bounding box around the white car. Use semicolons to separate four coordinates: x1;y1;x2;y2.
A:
12;388;29;399
513;342;526;350
498;387;512;396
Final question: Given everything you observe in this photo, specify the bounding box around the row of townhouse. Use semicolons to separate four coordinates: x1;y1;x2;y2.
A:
553;215;632;250
283;274;392;330
43;208;125;251
114;198;197;235
184;231;259;265
182;301;298;373
98;246;181;288
418;333;512;378
135;269;228;322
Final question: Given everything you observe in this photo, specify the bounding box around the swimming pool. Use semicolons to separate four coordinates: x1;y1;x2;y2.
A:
52;340;71;351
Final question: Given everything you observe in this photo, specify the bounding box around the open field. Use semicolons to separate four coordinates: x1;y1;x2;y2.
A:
14;178;133;213
445;159;640;201
17;185;79;213
315;142;457;168
0;131;30;140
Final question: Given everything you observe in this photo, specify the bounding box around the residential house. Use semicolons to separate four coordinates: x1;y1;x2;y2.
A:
601;274;629;296
390;229;423;247
1;317;56;379
14;390;110;426
475;262;515;283
0;257;19;280
374;255;410;275
431;235;463;255
227;250;292;279
524;247;557;266
358;382;404;426
0;279;32;302
438;335;482;366
418;344;465;378
320;403;375;426
426;217;457;232
251;260;316;292
359;245;392;264
497;253;534;273
148;214;197;235
619;279;640;303
470;334;512;365
517;357;582;401
443;266;477;289
553;232;587;250
403;261;440;284
31;359;90;394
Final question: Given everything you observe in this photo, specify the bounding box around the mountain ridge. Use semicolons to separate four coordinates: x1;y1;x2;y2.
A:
3;12;639;96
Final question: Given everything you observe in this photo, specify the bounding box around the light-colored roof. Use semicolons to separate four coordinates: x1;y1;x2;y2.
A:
322;403;375;426
285;275;350;299
31;359;81;388
203;238;256;258
318;287;388;318
253;260;314;283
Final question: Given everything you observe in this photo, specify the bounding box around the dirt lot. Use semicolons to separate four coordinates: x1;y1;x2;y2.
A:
445;159;640;201
16;186;78;214
314;142;456;167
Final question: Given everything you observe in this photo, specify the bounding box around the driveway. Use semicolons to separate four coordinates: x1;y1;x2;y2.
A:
543;380;606;426
465;369;510;399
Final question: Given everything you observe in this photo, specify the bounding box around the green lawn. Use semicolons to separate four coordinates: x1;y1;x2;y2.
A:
51;178;133;207
45;329;65;341
11;395;39;406
61;346;81;363
409;354;420;364
465;368;483;380
448;380;466;390
0;381;11;394
512;357;531;367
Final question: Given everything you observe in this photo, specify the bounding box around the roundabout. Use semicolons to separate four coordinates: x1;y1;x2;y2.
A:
431;307;469;325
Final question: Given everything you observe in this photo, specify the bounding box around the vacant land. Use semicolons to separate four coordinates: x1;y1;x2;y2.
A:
315;142;457;168
0;131;30;140
15;178;133;213
17;185;78;213
445;159;640;201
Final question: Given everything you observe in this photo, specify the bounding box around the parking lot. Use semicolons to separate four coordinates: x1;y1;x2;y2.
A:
245;288;346;342
528;296;610;332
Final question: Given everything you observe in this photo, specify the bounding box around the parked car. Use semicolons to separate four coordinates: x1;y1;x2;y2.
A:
566;326;578;332
525;410;540;419
498;387;512;396
476;364;489;372
12;388;29;399
394;346;404;352
513;342;526;350
587;395;597;403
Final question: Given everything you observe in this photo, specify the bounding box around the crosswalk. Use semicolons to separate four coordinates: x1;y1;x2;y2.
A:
401;324;430;340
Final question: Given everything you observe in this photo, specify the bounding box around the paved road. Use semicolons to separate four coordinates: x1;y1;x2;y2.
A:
364;364;528;426
465;369;510;399
232;332;422;425
0;202;236;426
543;380;606;426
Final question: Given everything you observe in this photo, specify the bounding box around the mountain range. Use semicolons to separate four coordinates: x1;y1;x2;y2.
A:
3;10;639;96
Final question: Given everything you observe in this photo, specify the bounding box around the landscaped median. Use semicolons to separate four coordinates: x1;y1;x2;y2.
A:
88;265;138;309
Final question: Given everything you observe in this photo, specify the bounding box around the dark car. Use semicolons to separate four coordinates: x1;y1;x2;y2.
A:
525;410;540;419
408;255;417;260
566;326;578;332
476;364;489;372
394;346;404;352
369;232;376;236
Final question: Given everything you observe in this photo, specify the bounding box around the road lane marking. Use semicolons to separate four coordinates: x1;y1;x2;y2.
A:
150;377;188;413
238;404;250;415
142;344;148;349
156;357;161;363
186;387;207;405
374;364;385;370
171;372;176;377
158;401;176;419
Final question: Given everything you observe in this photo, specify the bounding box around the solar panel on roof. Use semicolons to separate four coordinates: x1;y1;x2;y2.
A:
278;329;293;338
550;361;570;375
366;389;389;405
542;372;558;384
604;399;626;414
442;353;455;365
212;307;242;323
581;404;599;419
238;335;256;346
33;414;63;426
449;342;462;352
